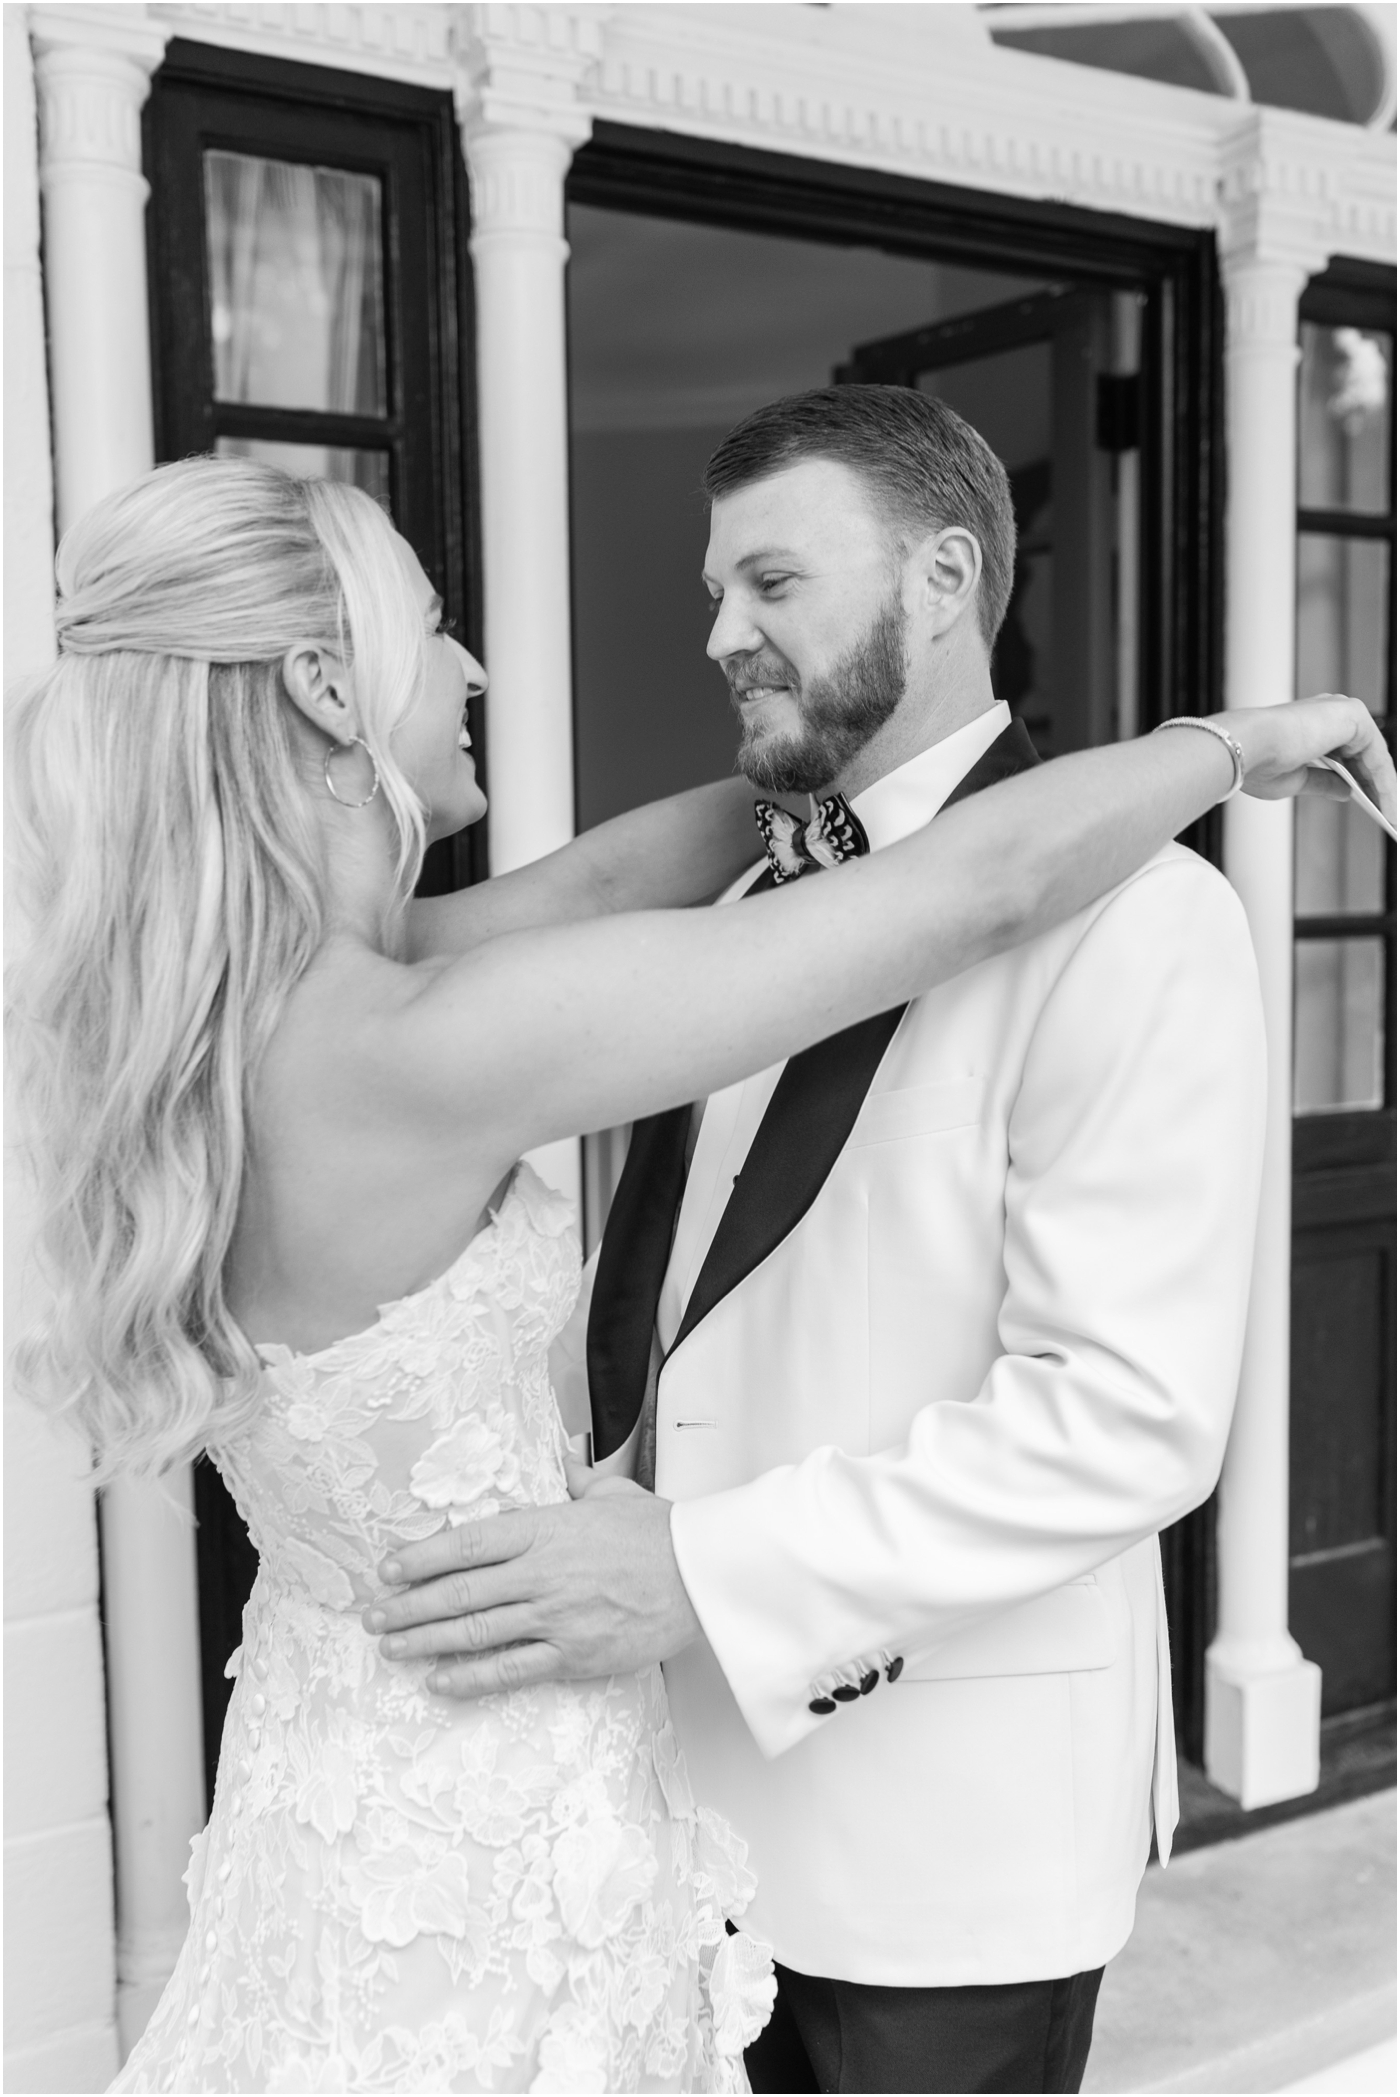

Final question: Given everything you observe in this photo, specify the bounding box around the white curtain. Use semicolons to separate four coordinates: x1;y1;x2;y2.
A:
204;149;384;486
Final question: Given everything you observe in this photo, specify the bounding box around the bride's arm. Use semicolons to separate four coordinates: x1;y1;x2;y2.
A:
392;698;1394;1170
405;777;759;961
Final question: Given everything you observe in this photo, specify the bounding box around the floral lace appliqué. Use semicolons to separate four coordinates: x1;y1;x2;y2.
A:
112;1166;772;2094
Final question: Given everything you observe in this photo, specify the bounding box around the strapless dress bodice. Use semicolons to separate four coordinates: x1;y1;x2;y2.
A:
112;1166;772;2095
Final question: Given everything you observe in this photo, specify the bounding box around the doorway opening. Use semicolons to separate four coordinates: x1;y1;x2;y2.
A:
568;208;1149;838
566;124;1222;1764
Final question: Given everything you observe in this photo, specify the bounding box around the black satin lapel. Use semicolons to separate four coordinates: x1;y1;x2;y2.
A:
944;717;1041;804
586;1105;691;1460
585;862;776;1461
669;1004;905;1355
669;718;1041;1357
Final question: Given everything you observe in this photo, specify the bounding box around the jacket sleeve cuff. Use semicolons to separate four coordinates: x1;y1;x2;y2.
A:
670;1477;844;1760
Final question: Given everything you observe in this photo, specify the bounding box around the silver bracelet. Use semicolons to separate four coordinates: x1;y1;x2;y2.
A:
1152;715;1245;800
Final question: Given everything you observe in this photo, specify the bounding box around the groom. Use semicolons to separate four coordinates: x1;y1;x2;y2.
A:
369;387;1267;2092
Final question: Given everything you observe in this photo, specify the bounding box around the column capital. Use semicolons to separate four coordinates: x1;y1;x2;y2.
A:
453;3;598;150
30;5;168;192
461;122;576;247
1219;253;1310;359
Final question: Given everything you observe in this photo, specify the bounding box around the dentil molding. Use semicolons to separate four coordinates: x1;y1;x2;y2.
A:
29;3;1399;269
454;3;598;143
1218;107;1395;279
148;2;456;87
29;2;168;71
585;1;1229;226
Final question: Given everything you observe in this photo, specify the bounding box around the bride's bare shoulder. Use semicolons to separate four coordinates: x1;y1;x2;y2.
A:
255;937;467;1116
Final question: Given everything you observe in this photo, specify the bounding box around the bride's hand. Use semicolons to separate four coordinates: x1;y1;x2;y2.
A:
1225;694;1396;825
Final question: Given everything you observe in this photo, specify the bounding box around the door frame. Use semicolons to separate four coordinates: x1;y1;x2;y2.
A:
567;119;1226;1759
1289;254;1397;1732
143;38;487;888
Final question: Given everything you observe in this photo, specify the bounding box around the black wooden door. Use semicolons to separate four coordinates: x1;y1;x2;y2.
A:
836;283;1147;760
143;43;480;1806
834;278;1229;1761
1288;262;1397;1726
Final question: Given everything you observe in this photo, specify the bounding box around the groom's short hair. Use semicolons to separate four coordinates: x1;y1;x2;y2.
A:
702;386;1016;650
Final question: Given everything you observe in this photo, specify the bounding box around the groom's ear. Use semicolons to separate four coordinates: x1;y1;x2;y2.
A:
911;526;983;641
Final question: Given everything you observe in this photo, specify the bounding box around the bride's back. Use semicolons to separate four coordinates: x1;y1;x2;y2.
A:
218;1160;579;1612
224;932;514;1364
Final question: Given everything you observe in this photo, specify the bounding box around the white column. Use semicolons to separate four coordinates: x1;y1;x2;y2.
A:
464;122;581;878
456;12;594;1214
31;5;164;531
4;15;121;2088
1207;125;1328;1810
31;4;206;2054
100;1472;206;2054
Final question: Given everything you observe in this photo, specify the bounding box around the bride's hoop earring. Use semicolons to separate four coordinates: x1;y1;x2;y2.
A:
324;734;382;810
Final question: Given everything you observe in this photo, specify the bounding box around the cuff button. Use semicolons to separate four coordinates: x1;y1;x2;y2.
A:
808;1696;837;1715
885;1657;904;1682
832;1684;861;1702
859;1670;878;1695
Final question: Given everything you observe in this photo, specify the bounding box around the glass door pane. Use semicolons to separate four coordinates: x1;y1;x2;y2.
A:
204;149;387;417
1294;939;1386;1113
893;286;1145;759
1295;794;1386;919
1298;323;1393;516
214;434;389;504
1296;533;1391;714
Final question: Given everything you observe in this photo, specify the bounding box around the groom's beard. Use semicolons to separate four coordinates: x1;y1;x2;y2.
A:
729;592;909;796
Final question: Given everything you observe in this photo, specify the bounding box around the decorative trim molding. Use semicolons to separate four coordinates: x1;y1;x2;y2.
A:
29;2;169;72
147;2;456;87
40;3;1396;270
584;2;1229;227
454;4;597;147
1218;108;1394;276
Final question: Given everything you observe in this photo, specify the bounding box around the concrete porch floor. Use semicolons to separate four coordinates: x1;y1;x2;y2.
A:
1084;1790;1396;2094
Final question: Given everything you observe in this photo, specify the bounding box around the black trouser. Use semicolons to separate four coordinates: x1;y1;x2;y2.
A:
745;1959;1104;2094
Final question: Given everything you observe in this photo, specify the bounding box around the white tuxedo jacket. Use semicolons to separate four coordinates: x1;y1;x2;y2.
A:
584;710;1267;1987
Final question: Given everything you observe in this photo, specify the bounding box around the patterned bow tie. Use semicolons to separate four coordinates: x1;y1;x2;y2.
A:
754;793;870;883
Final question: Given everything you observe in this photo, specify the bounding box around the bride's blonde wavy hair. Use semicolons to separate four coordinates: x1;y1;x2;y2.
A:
8;456;431;1478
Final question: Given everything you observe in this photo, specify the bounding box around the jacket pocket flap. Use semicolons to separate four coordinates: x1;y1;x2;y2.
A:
900;1580;1113;1683
848;1078;984;1149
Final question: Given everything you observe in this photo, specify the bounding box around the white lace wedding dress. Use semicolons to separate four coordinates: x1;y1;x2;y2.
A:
113;1165;772;2095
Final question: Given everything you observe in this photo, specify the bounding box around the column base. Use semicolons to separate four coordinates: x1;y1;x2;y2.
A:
116;1977;167;2065
1205;1646;1322;1809
116;1917;188;2061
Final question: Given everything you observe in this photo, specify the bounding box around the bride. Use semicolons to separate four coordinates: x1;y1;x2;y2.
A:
9;457;1390;2096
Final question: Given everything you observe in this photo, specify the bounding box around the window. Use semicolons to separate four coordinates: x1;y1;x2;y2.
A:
1288;261;1396;1728
1292;297;1395;1121
144;39;483;893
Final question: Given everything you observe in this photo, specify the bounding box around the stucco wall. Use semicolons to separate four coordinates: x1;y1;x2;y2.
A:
3;11;119;2089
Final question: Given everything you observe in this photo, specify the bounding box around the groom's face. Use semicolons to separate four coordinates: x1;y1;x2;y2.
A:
703;457;908;796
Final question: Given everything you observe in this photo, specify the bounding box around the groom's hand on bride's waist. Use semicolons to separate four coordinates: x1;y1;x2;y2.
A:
363;1473;702;1698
